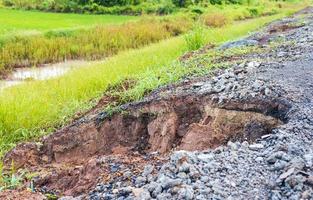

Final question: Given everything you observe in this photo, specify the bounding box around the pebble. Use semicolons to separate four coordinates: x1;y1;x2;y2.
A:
142;165;154;176
177;186;194;200
249;143;264;151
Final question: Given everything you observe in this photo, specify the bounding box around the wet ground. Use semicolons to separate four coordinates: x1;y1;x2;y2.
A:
0;60;95;90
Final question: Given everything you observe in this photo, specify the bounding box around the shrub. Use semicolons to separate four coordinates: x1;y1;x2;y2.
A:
172;0;193;8
2;0;14;7
189;5;205;14
248;8;260;17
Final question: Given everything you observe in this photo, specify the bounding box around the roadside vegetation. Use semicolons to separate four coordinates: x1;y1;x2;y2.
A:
0;15;192;75
0;1;296;75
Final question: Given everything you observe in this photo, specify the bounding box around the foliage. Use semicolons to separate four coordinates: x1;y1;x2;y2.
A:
0;0;299;15
184;25;206;50
0;162;22;191
0;8;136;36
0;15;193;73
0;160;39;192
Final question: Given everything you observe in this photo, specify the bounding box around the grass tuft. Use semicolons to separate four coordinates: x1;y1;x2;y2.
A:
184;25;206;51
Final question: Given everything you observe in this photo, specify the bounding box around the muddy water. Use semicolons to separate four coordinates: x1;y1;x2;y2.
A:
0;60;91;90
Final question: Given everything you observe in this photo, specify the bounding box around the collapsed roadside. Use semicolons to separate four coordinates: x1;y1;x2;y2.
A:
2;6;313;200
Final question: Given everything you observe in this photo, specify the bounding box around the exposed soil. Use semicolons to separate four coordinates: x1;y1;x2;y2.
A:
0;190;47;200
2;6;313;200
3;92;285;196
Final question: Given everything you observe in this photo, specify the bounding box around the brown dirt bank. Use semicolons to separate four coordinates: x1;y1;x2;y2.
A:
2;83;289;196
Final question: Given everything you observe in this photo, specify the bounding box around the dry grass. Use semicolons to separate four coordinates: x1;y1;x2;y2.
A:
201;13;231;28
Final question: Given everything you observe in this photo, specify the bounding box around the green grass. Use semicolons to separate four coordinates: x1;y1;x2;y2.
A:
0;8;136;36
0;1;298;73
0;15;192;73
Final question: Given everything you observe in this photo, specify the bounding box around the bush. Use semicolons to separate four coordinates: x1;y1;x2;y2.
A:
172;0;193;8
189;5;205;14
248;8;260;17
2;0;14;7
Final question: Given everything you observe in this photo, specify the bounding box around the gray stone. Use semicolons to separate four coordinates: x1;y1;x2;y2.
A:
143;165;154;176
152;185;163;198
177;186;194;200
272;160;288;171
277;167;295;183
304;153;313;167
249;143;264;151
247;61;261;72
138;190;151;200
267;151;291;164
218;39;259;50
255;157;264;163
264;87;272;96
179;162;191;173
289;157;305;170
200;176;209;183
197;153;214;162
135;176;147;186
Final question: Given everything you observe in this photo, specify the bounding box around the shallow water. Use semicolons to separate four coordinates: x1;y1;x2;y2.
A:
11;60;89;80
0;60;91;90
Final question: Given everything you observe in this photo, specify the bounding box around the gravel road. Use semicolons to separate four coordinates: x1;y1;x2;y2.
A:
85;7;313;200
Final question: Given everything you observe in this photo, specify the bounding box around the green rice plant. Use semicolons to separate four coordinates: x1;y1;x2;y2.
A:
0;15;193;73
0;8;137;36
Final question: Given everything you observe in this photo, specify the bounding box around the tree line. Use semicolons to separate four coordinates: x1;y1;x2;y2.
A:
2;0;268;15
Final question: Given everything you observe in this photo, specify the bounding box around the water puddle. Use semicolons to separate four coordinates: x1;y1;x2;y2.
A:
0;60;91;90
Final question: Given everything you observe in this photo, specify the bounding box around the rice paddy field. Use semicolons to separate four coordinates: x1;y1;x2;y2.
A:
0;0;311;159
0;8;136;36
